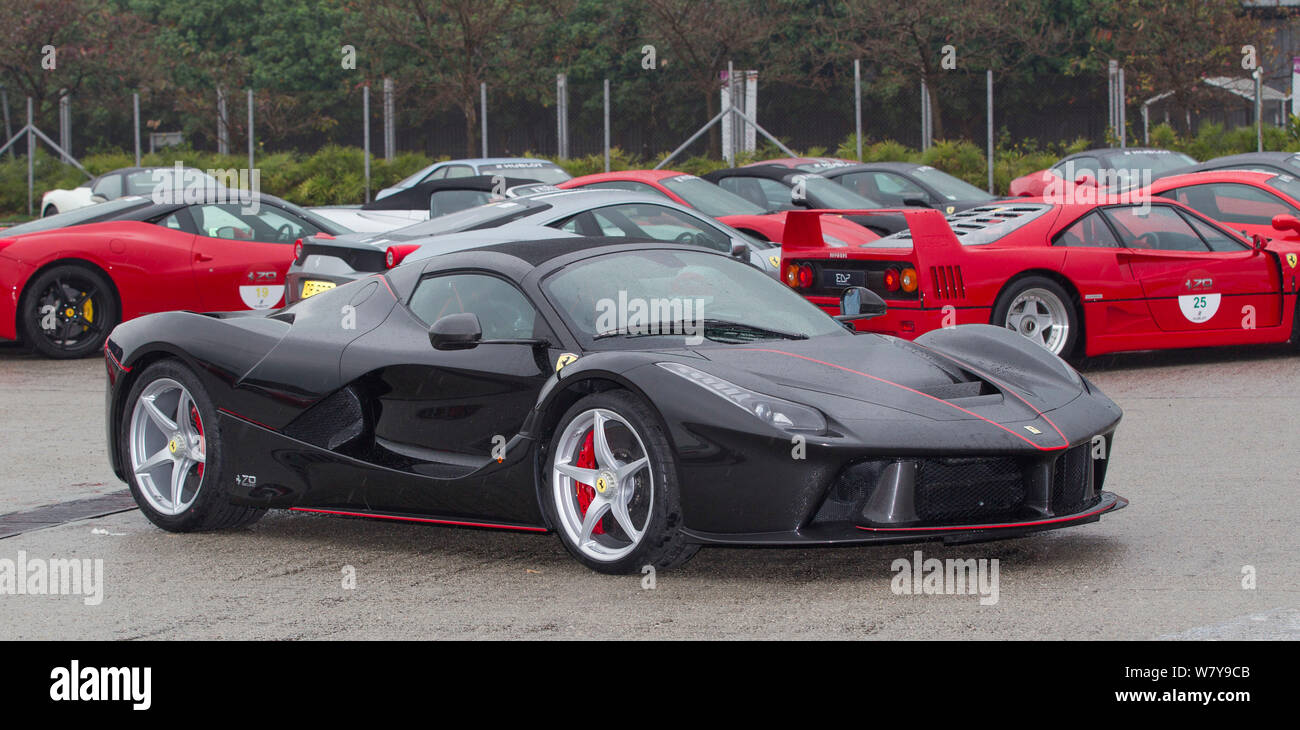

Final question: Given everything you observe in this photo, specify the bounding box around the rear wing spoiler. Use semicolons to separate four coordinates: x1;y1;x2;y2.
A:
781;208;963;257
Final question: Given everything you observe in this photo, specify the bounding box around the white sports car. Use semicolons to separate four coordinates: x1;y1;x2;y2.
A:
41;166;219;217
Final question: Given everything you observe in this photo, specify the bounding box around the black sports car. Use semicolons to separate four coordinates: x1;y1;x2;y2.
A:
816;162;999;213
104;236;1126;573
701;165;915;237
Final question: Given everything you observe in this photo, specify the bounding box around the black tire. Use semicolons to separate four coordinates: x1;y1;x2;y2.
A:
542;390;698;574
119;359;264;532
991;276;1080;358
19;264;118;359
42;205;58;218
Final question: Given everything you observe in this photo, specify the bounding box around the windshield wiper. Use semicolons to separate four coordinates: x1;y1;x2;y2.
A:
594;319;808;342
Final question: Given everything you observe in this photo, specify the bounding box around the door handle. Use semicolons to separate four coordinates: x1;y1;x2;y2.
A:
195;252;214;262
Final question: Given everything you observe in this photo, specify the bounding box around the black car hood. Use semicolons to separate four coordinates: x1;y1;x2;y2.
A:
684;332;1083;424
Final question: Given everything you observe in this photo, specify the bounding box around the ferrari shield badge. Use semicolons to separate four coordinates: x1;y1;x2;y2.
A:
555;353;579;371
1178;293;1221;323
1288;253;1297;269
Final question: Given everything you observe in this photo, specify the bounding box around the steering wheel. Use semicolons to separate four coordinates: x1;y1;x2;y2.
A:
276;223;295;243
674;231;698;246
1134;232;1159;249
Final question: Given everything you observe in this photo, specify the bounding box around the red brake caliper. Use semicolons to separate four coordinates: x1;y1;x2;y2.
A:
574;430;603;535
190;405;204;478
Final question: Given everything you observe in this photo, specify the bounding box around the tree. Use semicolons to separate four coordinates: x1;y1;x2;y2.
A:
355;0;561;157
0;0;155;131
639;0;804;157
820;0;1067;140
1102;0;1268;133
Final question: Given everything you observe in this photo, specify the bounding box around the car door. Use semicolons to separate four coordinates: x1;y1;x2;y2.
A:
187;202;321;311
358;272;556;516
1101;204;1282;332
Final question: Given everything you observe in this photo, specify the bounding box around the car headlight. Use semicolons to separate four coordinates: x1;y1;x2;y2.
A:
656;362;826;434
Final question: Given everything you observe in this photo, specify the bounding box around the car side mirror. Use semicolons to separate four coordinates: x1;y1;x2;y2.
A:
836;286;887;321
90;193;108;203
1250;232;1268;252
902;196;931;208
429;312;482;350
1271;214;1300;235
729;239;749;259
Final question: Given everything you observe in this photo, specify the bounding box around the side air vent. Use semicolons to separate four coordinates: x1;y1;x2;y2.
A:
283;386;365;451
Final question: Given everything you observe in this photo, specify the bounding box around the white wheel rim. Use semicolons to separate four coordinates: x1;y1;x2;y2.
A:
1005;287;1070;355
551;408;654;562
129;378;207;516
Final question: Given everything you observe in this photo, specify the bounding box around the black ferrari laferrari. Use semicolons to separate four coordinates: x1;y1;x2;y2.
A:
104;237;1126;573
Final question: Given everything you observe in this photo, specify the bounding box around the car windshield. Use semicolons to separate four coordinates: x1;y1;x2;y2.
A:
479;163;571;184
911;166;995;201
1100;150;1196;175
800;174;884;208
660;174;766;216
392;163;438;190
125;168;221;195
388;198;551;239
542;248;847;349
2;197;153;236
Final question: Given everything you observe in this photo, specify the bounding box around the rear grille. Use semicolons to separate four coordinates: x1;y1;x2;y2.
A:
930;265;966;299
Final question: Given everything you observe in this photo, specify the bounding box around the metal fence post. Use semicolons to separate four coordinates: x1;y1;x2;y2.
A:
1118;68;1126;148
480;82;488;157
247;88;254;171
133;92;141;167
920;81;930;152
604;78;611;172
987;70;994;194
557;73;568;159
217;86;228;155
27;98;33;216
58;92;70;163
854;60;863;161
1256;69;1264;152
1;85;11;160
363;84;371;202
383;78;394;160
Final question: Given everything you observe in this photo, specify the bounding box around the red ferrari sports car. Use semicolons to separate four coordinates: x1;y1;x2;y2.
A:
1009;148;1196;197
779;201;1300;358
557;170;879;247
1136;170;1300;243
0;193;347;357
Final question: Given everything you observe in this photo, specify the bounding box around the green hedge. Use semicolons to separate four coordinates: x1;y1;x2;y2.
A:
5;120;1299;219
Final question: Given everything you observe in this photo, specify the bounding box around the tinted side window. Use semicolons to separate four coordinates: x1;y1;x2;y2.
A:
92;174;123;199
408;273;544;340
1102;205;1208;252
1053;211;1120;247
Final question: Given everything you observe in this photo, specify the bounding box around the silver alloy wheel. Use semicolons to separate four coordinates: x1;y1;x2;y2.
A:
128;378;207;516
1004;287;1070;355
552;408;654;562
